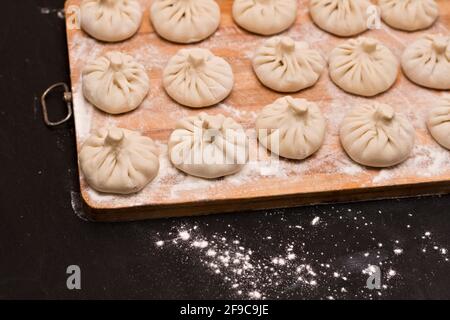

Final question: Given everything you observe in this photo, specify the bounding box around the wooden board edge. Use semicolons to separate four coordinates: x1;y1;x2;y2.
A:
80;180;450;222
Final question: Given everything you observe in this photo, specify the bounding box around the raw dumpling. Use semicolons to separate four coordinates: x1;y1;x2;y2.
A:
256;96;326;160
79;127;160;194
232;0;298;35
252;37;326;93
80;0;142;42
309;0;372;37
82;51;150;114
163;48;234;108
402;34;450;90
427;96;450;150
168;112;248;179
150;0;220;43
378;0;439;31
340;102;415;168
329;37;399;97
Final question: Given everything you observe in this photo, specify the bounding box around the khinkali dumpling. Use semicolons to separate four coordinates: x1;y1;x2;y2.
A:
329;37;399;97
83;51;150;114
80;0;142;42
232;0;298;36
378;0;439;31
309;0;372;37
79;127;160;194
340;103;415;168
256;96;326;160
168;112;248;179
427;96;450;150
163;48;234;108
402;34;450;90
252;37;326;93
150;0;220;44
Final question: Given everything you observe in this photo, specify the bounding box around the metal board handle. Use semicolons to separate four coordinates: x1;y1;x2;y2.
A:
41;82;73;127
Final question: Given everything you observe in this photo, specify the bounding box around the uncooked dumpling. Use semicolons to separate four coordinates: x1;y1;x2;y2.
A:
256;96;326;160
340;102;415;168
83;51;150;114
329;37;399;97
252;37;326;93
402;34;450;90
80;0;142;42
150;0;220;43
163;48;234;108
309;0;371;37
378;0;439;31
427;96;450;150
232;0;298;35
79;127;160;194
168;112;248;179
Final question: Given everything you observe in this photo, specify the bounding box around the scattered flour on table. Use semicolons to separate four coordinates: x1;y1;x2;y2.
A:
39;7;65;19
155;224;322;299
150;206;450;300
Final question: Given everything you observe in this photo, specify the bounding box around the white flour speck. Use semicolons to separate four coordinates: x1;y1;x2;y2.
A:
249;291;262;299
387;269;397;279
179;231;190;241
40;7;50;14
192;240;209;248
311;217;320;226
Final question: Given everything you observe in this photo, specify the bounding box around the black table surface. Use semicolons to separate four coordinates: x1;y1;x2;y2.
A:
1;0;450;300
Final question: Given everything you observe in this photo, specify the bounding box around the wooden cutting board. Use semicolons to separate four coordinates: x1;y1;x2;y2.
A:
65;0;450;222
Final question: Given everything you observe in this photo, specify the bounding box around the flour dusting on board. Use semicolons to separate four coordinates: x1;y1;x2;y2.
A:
373;144;450;184
65;0;450;209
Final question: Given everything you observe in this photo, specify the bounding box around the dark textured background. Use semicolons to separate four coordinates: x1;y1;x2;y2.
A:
1;0;450;300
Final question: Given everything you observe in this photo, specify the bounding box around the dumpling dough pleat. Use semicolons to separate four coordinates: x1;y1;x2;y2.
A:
79;127;160;194
232;0;298;35
309;0;372;37
253;36;326;93
163;48;234;108
329;37;399;97
428;95;450;150
340;102;415;168
402;34;450;90
379;0;439;31
168;113;249;179
256;96;327;160
82;51;150;114
150;0;220;43
80;0;143;42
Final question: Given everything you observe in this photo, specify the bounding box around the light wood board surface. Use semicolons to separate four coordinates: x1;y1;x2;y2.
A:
65;0;450;221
